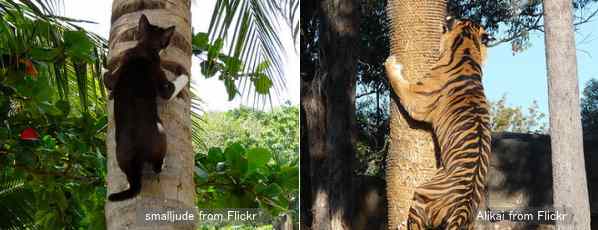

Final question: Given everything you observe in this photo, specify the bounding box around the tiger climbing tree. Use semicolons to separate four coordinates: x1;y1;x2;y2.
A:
385;0;447;229
105;1;195;229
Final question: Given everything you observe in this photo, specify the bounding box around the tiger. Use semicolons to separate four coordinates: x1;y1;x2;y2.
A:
384;18;494;230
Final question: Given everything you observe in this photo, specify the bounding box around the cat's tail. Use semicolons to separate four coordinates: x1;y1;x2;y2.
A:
108;156;143;202
108;182;141;201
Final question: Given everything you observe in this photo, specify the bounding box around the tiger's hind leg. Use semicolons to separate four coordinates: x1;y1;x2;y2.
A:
408;173;476;230
384;55;443;122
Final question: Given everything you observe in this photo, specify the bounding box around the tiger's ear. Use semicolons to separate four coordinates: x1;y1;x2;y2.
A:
444;16;456;33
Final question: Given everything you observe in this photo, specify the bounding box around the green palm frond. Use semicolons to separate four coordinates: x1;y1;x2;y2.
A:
0;0;108;114
191;83;207;151
208;0;299;105
0;171;38;230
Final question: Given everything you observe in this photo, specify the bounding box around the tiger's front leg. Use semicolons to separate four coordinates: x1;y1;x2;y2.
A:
384;55;437;122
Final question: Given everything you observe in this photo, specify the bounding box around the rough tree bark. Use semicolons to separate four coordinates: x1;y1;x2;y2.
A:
300;0;359;229
104;0;195;229
543;0;591;229
385;1;447;229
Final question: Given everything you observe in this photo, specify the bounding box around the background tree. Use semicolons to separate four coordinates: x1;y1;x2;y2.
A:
489;95;547;133
300;0;360;229
543;0;591;228
582;78;598;135
104;1;195;229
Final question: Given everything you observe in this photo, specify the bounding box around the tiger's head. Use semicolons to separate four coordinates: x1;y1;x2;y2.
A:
440;17;494;64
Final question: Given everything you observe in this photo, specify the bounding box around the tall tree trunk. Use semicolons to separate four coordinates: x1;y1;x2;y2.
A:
300;0;359;229
543;0;591;229
104;1;195;229
385;1;446;229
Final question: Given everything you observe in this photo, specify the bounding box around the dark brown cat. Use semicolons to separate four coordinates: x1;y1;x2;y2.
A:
104;14;175;201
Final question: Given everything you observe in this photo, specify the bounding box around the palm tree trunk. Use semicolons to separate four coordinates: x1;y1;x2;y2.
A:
543;0;591;229
385;1;446;229
104;1;195;229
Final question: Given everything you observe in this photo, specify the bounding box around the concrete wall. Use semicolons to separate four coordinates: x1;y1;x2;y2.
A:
354;132;597;229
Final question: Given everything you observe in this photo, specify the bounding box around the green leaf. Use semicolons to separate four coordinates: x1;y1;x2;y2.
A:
200;60;219;78
55;100;70;115
246;147;271;174
64;30;94;62
207;38;224;60
224;143;247;176
192;32;209;53
29;47;60;61
253;73;272;95
256;60;269;73
224;78;237;101
207;147;224;163
221;55;243;75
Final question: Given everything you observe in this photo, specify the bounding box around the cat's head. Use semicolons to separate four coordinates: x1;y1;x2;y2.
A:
138;14;175;51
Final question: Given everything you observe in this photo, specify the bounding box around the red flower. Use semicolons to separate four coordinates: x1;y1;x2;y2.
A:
20;127;39;141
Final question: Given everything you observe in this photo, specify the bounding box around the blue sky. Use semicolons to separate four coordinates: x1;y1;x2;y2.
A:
483;9;598;119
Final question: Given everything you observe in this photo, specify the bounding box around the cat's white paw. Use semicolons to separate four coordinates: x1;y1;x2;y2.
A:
157;122;165;133
168;74;189;101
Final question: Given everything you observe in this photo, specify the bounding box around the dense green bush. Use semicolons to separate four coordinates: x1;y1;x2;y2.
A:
194;106;299;227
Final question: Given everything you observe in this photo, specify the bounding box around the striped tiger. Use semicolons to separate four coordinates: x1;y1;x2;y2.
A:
384;18;494;230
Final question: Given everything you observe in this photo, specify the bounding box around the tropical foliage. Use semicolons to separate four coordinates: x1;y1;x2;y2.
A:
202;0;299;102
0;0;108;229
1;0;299;229
194;106;299;224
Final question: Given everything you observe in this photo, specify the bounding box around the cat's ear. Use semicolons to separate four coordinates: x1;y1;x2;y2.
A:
160;26;175;49
138;14;150;35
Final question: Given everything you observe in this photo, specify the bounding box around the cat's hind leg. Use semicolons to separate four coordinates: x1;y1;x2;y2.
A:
151;122;167;174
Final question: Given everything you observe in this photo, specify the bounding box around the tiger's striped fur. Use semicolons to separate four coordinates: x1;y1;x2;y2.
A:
384;19;492;230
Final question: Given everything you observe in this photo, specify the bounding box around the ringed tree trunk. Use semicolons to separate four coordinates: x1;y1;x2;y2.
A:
543;0;591;229
301;0;359;229
385;1;447;229
104;0;195;229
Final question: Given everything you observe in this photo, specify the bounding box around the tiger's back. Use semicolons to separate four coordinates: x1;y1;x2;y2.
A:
385;19;493;229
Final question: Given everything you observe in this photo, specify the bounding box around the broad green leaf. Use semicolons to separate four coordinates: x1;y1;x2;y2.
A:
246;147;271;174
64;30;94;62
29;47;60;61
224;143;247;176
255;60;269;73
253;73;272;95
192;32;209;53
207;38;224;60
221;55;243;75
224;77;237;100
207;147;224;163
